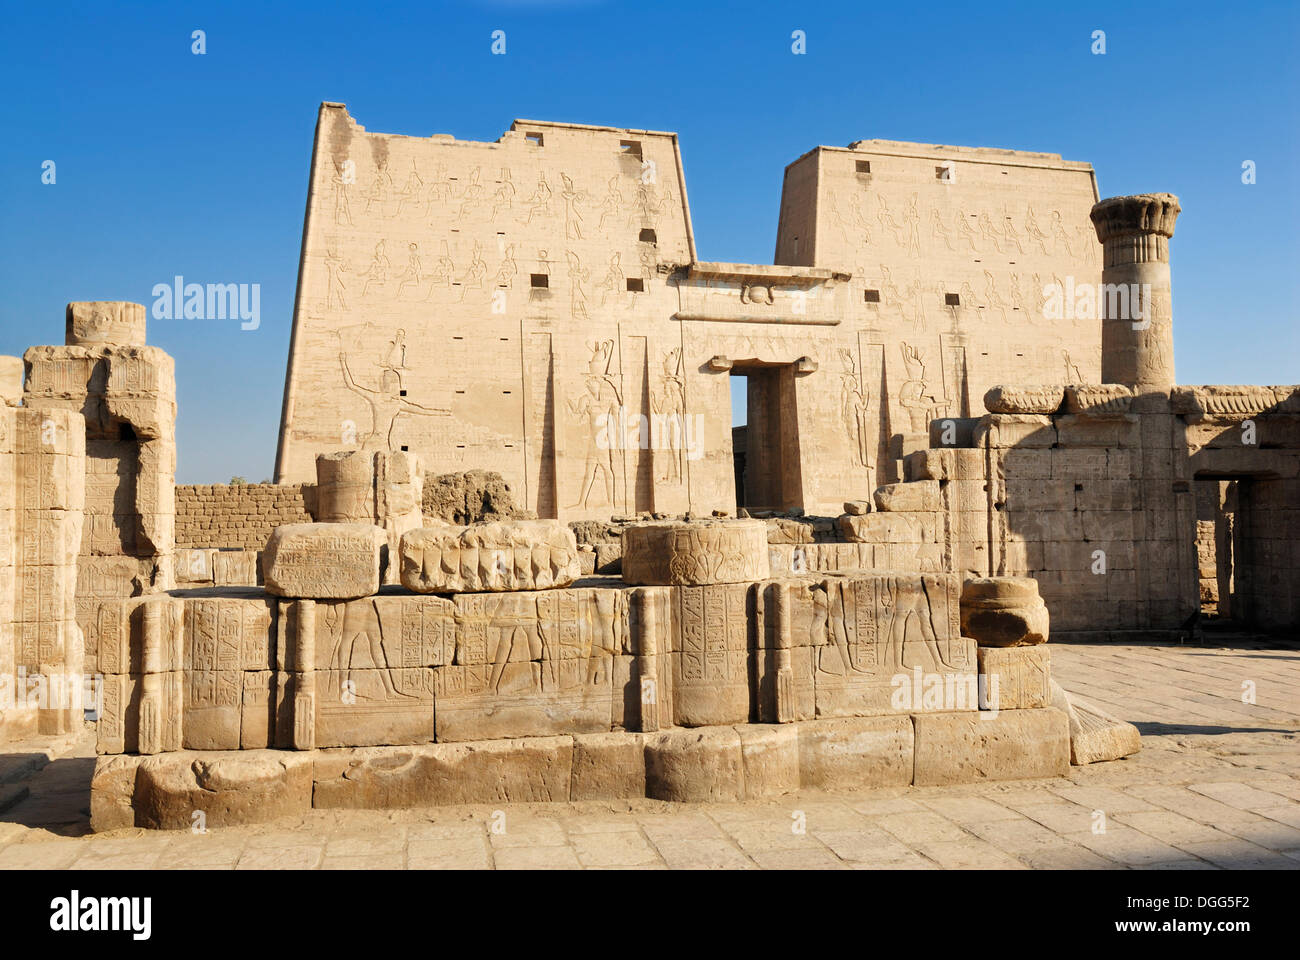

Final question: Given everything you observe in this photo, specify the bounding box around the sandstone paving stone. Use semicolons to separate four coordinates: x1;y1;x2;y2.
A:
569;831;660;867
1066;825;1196;866
913;838;1029;869
749;846;847;870
1111;810;1236;846
406;836;491;869
493;845;582;869
488;818;568;848
322;853;405;869
236;845;325;869
648;836;756;869
917;796;1024;825
1173;840;1295;869
875;811;968;845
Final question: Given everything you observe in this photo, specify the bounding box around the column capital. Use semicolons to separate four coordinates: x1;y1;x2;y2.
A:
1090;193;1181;245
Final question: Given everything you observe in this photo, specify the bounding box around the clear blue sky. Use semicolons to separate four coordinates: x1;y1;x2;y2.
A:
2;0;1296;482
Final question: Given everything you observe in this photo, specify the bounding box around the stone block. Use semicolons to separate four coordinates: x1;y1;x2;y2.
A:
874;479;940;512
0;355;22;406
400;519;580;593
796;715;913;790
974;414;1056;448
132;751;314;829
262;522;386;599
65;301;147;347
843;498;873;515
977;645;1051;710
571;731;646;800
621;519;769;585
737;724;799;799
644;726;743;802
983;385;1065;415
912;708;1069;785
311;737;573;809
960;577;1050;645
1050;680;1141;764
89;755;141;832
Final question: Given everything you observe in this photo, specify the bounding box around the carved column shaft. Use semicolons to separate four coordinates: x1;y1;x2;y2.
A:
1090;193;1180;392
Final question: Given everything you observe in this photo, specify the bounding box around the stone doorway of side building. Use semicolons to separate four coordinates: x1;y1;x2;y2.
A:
730;362;803;513
1194;473;1290;632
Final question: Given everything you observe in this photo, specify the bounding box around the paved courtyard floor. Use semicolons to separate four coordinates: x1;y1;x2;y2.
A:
1;639;1297;870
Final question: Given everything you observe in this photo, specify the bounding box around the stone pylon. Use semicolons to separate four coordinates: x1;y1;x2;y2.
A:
1089;193;1181;393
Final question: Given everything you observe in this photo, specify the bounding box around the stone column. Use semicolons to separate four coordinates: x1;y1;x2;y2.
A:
1089;193;1181;393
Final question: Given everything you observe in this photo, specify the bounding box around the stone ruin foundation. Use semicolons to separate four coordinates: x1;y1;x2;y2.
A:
2;171;1297;830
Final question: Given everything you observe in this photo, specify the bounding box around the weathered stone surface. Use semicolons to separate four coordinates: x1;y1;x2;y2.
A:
737;724;799;799
621;520;769;586
874;479;940;513
312;738;573;808
960;577;1050;646
1050;679;1141;764
978;645;1051;710
89;755;140;831
422;469;528;525
262;522;386;599
644;727;743;802
1065;383;1134;416
796;716;913;789
133;752;314;829
765;517;814;544
399;519;580;593
913;708;1070;785
65;300;147;347
843;499;872;516
0;355;21;407
984;385;1066;415
571;731;646;800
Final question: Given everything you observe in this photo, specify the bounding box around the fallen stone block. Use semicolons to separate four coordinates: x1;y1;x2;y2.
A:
874;479;940;512
621;520;769;586
1050;679;1141;764
262;523;386;599
399;519;581;593
842;499;872;515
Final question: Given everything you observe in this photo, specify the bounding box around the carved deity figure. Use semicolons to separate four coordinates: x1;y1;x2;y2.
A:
898;342;943;433
339;330;447;451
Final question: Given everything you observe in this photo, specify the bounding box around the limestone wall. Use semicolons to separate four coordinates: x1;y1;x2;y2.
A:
175;483;314;551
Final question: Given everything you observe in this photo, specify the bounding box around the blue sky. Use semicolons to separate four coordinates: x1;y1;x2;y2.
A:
1;0;1296;483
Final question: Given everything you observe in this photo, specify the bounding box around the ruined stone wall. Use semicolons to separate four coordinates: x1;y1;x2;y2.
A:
0;366;86;739
175;483;314;551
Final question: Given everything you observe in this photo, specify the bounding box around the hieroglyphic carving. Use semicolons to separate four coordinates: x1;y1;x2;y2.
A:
839;349;873;469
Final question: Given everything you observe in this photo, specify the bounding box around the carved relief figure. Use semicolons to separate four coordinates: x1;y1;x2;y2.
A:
849;192;873;244
458;241;488;300
977;211;1003;253
494;243;517;288
597;176;623;231
395;242;422;298
898;342;944;433
395;160;424;215
365;159;393;215
523;173;553;225
876;194;904;246
568;340;622;509
491;167;515;217
331;161;354;226
361;240;390;297
339;328;448;451
983;270;1008;323
457;166;485;221
1063;349;1083;384
601;252;624;306
651;347;686;483
427;240;455;294
902;193;921;258
567;250;590;322
955;209;978;251
1049;211;1074;257
324;244;349;311
323;600;420;701
839;349;873;470
1025;204;1050;255
929;207;953;251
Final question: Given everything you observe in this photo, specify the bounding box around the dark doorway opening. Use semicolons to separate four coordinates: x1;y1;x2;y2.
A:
729;363;803;512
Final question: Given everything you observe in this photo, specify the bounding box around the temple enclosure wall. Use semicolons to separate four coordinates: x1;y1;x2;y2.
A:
175;484;315;551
